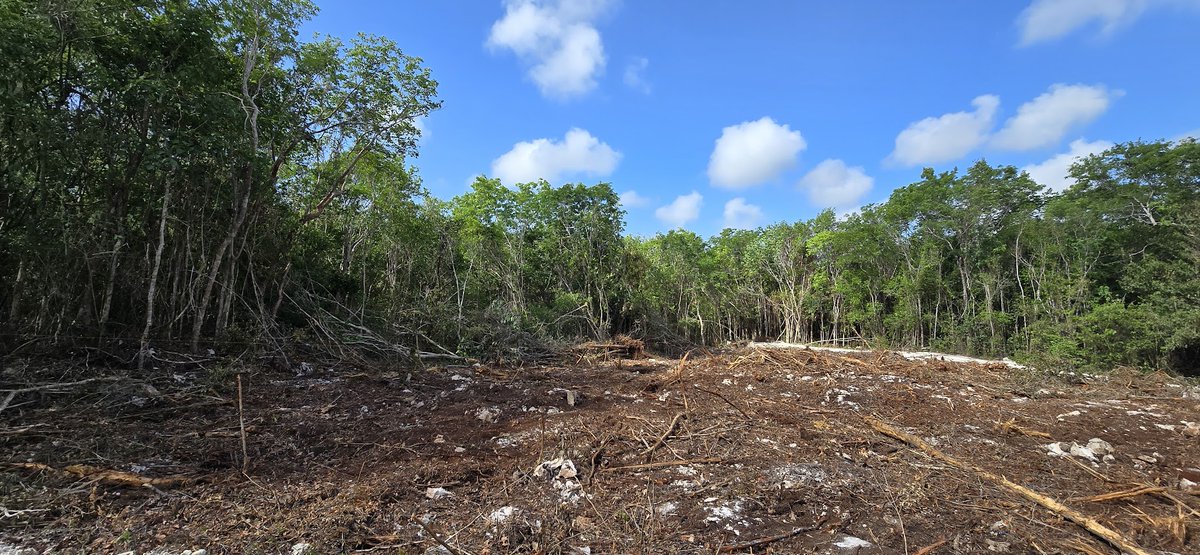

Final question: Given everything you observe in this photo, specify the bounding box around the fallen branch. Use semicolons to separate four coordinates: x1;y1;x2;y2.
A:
640;412;684;462
913;537;947;555
412;517;476;555
865;416;1152;555
7;462;193;488
994;418;1051;439
0;506;49;519
717;517;827;553
601;457;723;473
693;385;752;420
1072;485;1166;504
0;376;124;414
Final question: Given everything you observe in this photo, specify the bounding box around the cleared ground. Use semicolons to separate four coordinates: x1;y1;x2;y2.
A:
1;345;1198;554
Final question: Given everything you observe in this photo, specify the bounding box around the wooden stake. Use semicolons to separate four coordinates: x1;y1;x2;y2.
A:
237;374;249;473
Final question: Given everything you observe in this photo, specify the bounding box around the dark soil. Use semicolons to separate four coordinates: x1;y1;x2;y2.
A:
1;345;1198;554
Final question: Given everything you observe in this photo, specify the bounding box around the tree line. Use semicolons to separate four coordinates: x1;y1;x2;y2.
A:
1;1;1196;374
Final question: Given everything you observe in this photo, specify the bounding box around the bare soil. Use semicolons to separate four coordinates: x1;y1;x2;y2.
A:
1;345;1198;554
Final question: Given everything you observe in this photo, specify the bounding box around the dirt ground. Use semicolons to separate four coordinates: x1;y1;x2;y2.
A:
1;344;1199;554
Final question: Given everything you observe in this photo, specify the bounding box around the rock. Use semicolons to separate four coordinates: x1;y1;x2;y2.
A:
1086;438;1113;456
1180;477;1198;491
834;536;872;550
1069;443;1097;462
533;457;577;479
475;407;500;423
489;506;519;523
1182;421;1200;438
425;487;452;500
986;539;1011;552
291;544;313;555
1136;454;1158;465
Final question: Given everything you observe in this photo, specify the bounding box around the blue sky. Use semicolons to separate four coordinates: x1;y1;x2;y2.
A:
304;0;1200;237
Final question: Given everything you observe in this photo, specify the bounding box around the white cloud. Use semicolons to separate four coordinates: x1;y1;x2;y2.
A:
889;95;999;166
487;0;613;98
992;84;1114;151
723;198;763;229
619;190;651;208
798;159;875;208
1018;0;1149;45
1023;138;1113;191
655;191;703;228
491;128;621;185
708;117;807;189
1018;0;1200;45
623;57;651;94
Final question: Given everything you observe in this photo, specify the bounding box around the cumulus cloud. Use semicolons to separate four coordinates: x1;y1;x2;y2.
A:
619;190;651;208
992;84;1115;151
655;191;703;228
723;198;763;229
889;95;999;166
1018;0;1151;45
623;56;651;93
487;0;613;98
491;128;620;185
708;117;807;189
1023;138;1113;191
798;159;875;208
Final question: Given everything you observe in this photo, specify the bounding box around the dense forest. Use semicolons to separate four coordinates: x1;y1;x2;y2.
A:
1;1;1197;374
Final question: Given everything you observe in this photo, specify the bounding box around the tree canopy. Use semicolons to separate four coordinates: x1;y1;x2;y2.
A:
1;1;1197;375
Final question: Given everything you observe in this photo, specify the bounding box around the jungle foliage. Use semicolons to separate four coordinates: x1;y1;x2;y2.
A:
1;1;1197;374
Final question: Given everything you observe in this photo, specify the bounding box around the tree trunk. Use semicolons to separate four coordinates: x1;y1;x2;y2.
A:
138;181;171;369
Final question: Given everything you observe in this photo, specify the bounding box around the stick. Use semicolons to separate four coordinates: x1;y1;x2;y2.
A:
640;412;684;461
1071;485;1166;504
693;385;753;420
413;517;476;555
0;376;124;414
913;537;947;555
237;374;249;473
717;518;826;552
601;457;722;473
995;418;1051;439
7;462;192;488
865;416;1152;555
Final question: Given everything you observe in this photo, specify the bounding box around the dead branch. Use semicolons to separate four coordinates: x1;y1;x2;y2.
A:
640;412;684;462
601;457;723;473
412;517;476;555
1071;485;1166;504
692;385;752;420
716;517;827;553
0;376;124;414
7;462;193;488
865;416;1153;555
913;537;948;555
995;418;1052;439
